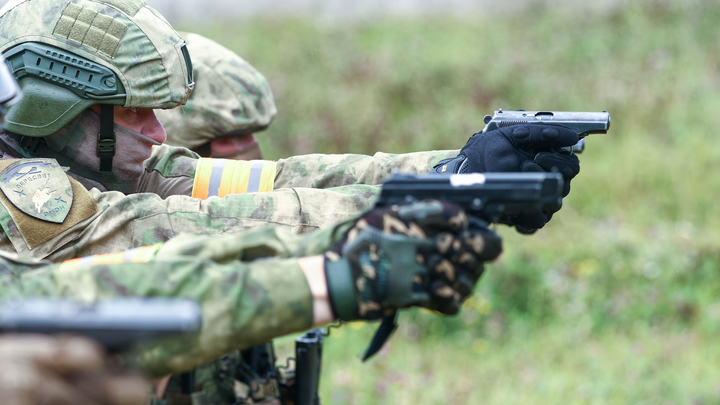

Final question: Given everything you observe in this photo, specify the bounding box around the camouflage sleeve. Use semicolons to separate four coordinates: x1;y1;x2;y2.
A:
23;184;375;262
140;146;458;195
0;235;316;376
138;144;201;199
274;150;459;189
154;217;356;262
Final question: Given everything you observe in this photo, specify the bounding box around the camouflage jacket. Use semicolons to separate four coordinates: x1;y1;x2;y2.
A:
0;145;457;262
0;224;346;377
0;146;456;404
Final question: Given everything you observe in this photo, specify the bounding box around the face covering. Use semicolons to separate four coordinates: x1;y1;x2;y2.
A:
42;109;162;191
0;108;162;192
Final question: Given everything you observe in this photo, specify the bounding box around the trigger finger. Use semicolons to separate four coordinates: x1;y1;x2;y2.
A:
538;126;579;147
505;125;579;149
408;200;468;232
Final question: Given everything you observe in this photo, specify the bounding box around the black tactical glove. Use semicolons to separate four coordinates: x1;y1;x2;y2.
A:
432;125;580;233
324;200;502;321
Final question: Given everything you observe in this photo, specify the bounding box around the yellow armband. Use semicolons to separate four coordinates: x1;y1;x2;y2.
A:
191;159;277;200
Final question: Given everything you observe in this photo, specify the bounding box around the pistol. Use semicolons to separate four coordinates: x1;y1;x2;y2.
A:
0;298;202;352
375;171;564;223
481;109;611;153
361;171;564;361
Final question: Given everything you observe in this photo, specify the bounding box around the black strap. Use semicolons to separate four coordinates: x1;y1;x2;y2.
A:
430;155;467;175
12;134;43;154
178;371;195;395
98;104;116;172
361;313;398;361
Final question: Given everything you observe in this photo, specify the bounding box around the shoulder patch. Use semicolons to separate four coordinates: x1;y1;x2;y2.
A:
0;159;99;251
0;159;73;224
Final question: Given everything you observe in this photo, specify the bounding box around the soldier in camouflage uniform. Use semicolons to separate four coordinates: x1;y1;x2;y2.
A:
155;32;274;161
0;0;579;263
0;199;502;402
0;0;463;263
0;50;152;405
0;333;152;405
1;53;499;404
0;0;579;403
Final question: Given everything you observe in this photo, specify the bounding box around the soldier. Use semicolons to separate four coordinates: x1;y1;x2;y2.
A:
0;334;151;405
1;199;503;401
151;31;288;402
155;32;274;161
0;0;577;403
0;0;579;263
0;53;502;404
0;46;151;405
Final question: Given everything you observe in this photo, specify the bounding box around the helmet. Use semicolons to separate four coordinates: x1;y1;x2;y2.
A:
0;0;194;137
155;32;276;151
0;0;194;192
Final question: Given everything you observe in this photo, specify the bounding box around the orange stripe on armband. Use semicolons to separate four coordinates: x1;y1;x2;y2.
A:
192;158;217;200
91;252;125;265
58;244;163;270
191;159;277;199
59;257;83;271
127;245;163;263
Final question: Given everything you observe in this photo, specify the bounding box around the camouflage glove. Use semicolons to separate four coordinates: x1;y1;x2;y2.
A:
324;200;502;321
432;125;580;233
0;335;150;405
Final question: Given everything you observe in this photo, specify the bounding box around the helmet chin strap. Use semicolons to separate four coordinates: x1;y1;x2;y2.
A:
98;104;116;172
1;106;137;194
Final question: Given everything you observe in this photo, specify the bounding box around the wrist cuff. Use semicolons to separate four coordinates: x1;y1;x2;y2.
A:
324;258;357;321
431;155;465;174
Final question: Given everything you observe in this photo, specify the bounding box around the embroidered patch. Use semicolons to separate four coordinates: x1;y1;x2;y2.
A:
0;159;73;224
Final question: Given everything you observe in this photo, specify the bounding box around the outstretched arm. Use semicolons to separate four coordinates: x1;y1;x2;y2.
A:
3;240;318;377
2;200;501;376
143;144;456;196
274;150;459;189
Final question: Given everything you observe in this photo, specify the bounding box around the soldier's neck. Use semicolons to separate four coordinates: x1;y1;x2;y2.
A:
0;132;18;159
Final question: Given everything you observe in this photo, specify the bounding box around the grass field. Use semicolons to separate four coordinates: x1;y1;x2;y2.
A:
176;1;720;403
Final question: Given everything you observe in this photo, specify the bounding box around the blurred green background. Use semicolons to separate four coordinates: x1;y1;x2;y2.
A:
175;1;720;403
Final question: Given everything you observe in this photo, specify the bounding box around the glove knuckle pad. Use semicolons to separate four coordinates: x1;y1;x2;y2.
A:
511;126;530;139
541;127;560;141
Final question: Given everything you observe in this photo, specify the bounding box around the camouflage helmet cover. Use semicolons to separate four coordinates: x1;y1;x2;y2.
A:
155;32;277;149
0;0;194;137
